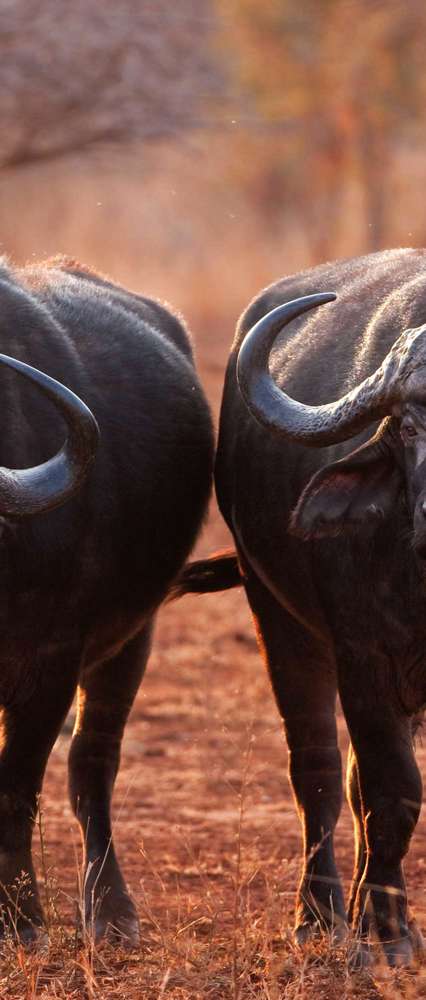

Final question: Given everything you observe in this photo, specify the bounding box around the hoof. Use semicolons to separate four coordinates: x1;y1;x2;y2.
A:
83;891;140;949
349;935;415;970
294;920;323;946
382;935;414;968
19;923;49;952
93;912;140;949
0;921;48;952
348;940;374;971
408;917;426;958
294;918;347;947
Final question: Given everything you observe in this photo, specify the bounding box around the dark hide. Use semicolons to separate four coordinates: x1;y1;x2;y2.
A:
0;256;213;946
213;248;426;965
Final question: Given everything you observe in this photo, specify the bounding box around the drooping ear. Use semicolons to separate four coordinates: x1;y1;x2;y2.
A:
290;428;403;540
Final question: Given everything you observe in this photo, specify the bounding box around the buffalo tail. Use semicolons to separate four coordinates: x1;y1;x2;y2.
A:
169;550;242;600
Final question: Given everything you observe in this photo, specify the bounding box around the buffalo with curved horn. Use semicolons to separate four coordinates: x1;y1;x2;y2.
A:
0;256;213;947
177;248;426;966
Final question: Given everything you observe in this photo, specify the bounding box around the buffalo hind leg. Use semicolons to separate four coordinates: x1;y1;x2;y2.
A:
0;647;81;945
244;572;346;943
340;675;422;967
68;627;152;947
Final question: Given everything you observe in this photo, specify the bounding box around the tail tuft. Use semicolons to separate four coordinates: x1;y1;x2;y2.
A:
169;549;242;600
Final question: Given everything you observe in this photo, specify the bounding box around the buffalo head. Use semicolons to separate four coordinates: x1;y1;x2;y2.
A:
236;294;426;558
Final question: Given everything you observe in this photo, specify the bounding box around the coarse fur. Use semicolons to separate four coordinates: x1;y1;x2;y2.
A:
0;256;214;946
189;248;426;966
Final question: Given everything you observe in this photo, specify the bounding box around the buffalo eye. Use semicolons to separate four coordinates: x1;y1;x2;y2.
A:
401;418;418;444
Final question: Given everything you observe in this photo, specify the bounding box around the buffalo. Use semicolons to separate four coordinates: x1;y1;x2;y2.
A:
178;248;426;966
0;256;213;946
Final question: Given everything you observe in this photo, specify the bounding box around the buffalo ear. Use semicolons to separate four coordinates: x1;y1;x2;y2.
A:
290;438;402;540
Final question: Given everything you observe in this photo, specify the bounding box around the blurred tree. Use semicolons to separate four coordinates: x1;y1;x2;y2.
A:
216;0;426;255
0;0;221;167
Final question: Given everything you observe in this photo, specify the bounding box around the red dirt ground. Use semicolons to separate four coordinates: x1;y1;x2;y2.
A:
5;332;426;999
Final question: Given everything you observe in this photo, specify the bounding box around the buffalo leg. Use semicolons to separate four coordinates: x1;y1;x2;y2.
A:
339;679;422;966
245;572;346;941
68;627;152;946
346;744;367;925
0;650;81;944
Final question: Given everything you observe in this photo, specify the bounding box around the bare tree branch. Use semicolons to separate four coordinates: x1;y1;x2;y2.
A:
0;0;222;167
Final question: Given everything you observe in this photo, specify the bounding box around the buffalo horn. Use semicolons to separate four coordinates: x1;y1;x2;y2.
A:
236;293;405;446
0;355;99;517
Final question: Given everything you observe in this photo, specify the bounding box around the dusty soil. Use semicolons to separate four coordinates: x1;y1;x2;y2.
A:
3;335;426;999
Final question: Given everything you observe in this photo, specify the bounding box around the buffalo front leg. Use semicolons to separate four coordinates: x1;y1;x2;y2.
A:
340;674;422;967
68;627;152;947
245;572;346;943
346;743;367;925
0;649;80;945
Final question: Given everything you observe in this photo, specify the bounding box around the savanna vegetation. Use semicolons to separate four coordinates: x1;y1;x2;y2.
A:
1;1;426;996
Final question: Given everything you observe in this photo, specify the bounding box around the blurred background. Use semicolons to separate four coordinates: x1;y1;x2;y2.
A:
2;0;425;401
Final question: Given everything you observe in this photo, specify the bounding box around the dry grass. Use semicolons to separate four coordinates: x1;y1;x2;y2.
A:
1;575;426;997
2;712;426;999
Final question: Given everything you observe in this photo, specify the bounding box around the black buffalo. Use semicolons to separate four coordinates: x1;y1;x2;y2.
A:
179;248;426;966
0;256;213;946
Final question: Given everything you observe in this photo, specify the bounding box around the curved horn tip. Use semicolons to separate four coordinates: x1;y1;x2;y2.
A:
0;353;99;517
296;291;337;307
